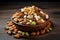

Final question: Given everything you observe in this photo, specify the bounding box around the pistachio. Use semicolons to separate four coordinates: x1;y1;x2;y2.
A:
25;32;29;36
46;29;50;32
5;27;9;30
21;32;25;36
49;27;52;31
29;20;32;23
30;21;36;25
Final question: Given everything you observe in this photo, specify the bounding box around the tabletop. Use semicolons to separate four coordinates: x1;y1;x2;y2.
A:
0;2;60;40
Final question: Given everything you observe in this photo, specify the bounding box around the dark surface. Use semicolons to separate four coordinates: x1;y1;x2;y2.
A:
0;2;60;10
0;2;60;40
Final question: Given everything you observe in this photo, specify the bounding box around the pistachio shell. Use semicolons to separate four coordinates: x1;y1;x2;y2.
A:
29;20;32;22
22;32;25;36
30;21;36;25
18;31;22;34
5;27;9;30
49;27;52;31
25;32;29;36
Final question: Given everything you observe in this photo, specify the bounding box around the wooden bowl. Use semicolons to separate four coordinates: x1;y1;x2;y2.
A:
11;18;52;32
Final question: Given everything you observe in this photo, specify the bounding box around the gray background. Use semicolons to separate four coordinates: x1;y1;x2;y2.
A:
0;2;60;40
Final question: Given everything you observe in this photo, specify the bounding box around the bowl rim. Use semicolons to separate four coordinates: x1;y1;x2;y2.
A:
11;18;46;27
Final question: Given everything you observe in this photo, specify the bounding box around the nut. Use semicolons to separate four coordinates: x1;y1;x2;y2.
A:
9;27;14;31
5;27;9;30
26;22;30;25
12;12;20;18
18;31;22;34
49;27;52;31
36;31;40;35
25;32;29;36
27;15;33;19
21;32;25;36
46;29;50;32
13;32;17;35
14;34;20;38
6;30;12;35
36;20;43;24
13;18;18;22
14;29;18;32
40;19;45;22
31;32;36;36
41;30;45;34
11;25;16;29
7;21;13;26
45;14;49;19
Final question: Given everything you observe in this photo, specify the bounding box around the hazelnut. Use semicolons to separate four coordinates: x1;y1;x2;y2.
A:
46;29;50;32
31;32;36;36
14;34;20;38
41;30;45;34
36;20;42;24
36;31;40;35
7;21;13;26
14;29;18;32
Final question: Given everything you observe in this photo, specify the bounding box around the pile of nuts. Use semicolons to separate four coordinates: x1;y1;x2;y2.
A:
12;6;49;25
5;6;53;39
5;20;52;39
